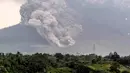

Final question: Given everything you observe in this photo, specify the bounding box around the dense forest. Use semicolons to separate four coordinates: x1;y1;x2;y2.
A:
0;52;129;73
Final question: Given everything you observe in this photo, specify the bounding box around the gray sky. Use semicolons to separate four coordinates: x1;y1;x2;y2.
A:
0;0;25;29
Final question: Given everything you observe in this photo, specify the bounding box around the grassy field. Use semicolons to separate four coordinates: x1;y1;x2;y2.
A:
88;63;130;73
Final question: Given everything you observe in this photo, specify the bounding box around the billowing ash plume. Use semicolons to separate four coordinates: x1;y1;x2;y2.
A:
20;0;83;48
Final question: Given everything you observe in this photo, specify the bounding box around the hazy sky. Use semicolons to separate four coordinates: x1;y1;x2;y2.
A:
0;0;25;29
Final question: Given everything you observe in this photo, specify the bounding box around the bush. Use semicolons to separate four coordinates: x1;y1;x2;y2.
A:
110;62;120;71
48;67;72;73
95;70;109;73
122;70;130;73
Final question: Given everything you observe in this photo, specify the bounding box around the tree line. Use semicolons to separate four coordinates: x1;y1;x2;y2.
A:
0;52;129;73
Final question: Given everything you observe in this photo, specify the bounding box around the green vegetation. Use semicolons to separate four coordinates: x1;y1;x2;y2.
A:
0;52;129;73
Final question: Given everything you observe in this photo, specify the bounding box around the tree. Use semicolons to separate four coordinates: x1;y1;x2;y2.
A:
0;66;8;73
110;62;120;73
112;52;120;61
54;53;64;60
106;52;120;61
92;59;97;64
74;64;90;73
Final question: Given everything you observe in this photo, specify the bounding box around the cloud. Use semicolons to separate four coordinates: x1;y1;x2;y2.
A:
20;0;83;48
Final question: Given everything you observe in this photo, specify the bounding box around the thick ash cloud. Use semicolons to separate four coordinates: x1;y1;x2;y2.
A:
20;0;83;48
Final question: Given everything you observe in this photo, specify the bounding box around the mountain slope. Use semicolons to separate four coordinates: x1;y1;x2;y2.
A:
0;0;130;55
0;24;49;53
0;24;48;44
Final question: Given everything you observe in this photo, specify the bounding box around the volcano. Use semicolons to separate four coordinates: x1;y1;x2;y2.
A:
1;0;130;56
